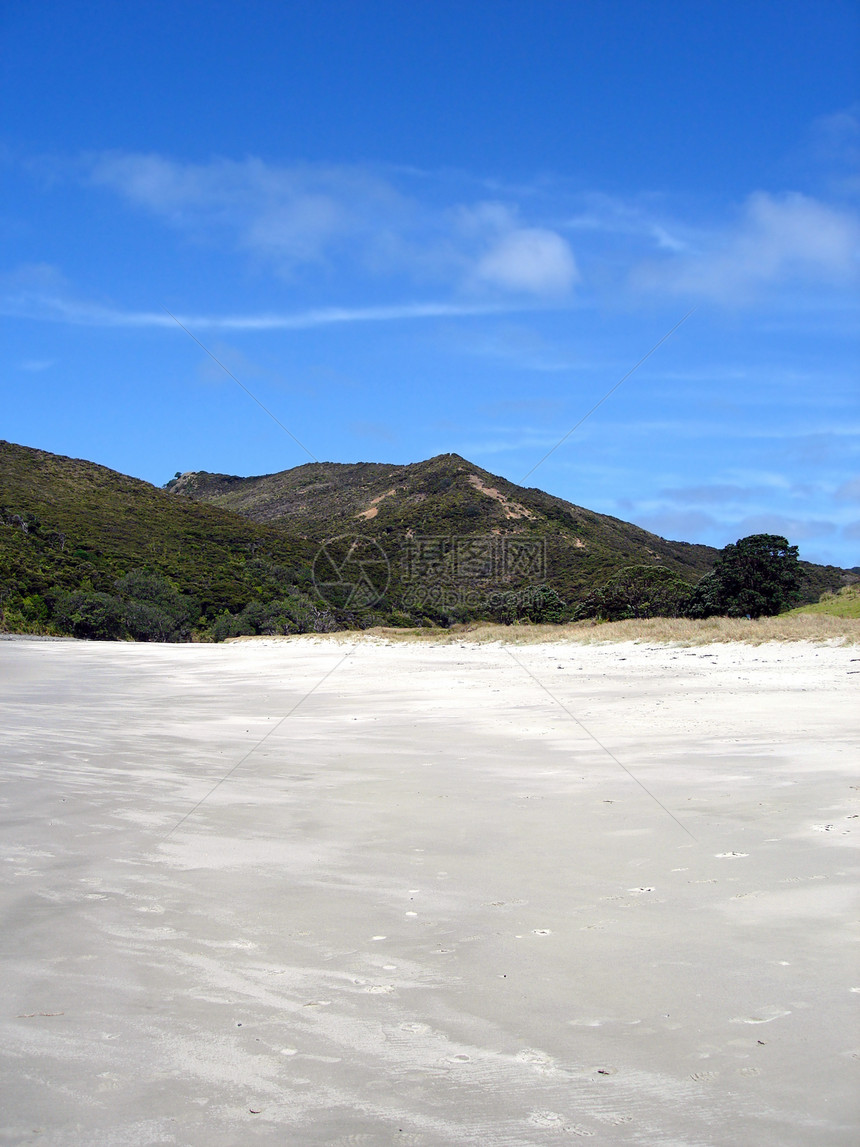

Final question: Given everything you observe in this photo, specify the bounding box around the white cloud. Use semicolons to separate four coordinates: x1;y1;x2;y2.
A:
89;154;409;275
564;193;691;253
634;191;860;300
22;153;860;310
457;201;578;296
88;155;581;296
475;227;578;295
0;290;526;330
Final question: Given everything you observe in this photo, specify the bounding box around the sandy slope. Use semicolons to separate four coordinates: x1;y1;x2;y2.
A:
0;636;857;1146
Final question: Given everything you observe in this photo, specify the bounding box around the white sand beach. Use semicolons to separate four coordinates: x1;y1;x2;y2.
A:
1;635;858;1145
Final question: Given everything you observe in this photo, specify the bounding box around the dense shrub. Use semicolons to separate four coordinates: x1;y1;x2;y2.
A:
210;593;336;641
115;570;199;641
688;534;801;619
574;566;693;622
53;590;125;640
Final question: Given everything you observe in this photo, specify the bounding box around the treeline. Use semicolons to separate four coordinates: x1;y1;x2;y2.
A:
0;521;818;641
0;505;336;640
1;565;338;642
573;535;803;622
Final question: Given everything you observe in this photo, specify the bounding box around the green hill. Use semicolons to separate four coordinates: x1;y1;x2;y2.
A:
166;453;850;610
2;440;854;639
0;440;322;637
789;584;860;619
166;453;717;602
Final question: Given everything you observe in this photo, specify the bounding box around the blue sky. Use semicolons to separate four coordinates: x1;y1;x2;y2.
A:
2;0;859;566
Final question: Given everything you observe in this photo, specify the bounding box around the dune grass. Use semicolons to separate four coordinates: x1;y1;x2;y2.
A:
233;612;860;647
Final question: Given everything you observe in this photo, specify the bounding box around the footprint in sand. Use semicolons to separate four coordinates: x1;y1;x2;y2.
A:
715;852;748;858
528;1111;565;1128
690;1070;718;1081
731;1006;790;1024
627;887;655;894
516;1049;557;1073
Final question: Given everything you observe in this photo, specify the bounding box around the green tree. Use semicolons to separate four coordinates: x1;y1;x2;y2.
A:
115;569;199;641
689;534;801;619
574;566;693;622
53;590;124;639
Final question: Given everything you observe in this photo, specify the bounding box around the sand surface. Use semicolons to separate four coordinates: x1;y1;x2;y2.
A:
0;635;858;1145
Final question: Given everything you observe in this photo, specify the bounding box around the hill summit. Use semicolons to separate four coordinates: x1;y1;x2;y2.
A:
166;452;718;606
1;440;852;639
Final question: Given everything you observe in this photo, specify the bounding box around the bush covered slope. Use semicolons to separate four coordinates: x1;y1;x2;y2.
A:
0;441;325;637
167;453;718;601
168;453;850;610
2;441;854;639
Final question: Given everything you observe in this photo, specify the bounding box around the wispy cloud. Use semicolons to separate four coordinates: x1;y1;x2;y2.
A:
19;358;55;371
806;105;860;195
474;226;578;294
835;476;860;502
734;513;838;541
633;509;718;539
457;430;566;456
349;420;397;443
658;483;762;505
87;153;581;298
0;289;536;330
458;203;578;295
633;191;860;300
438;320;593;372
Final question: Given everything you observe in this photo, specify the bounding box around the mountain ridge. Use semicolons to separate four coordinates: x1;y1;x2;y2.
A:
164;452;849;606
1;440;854;638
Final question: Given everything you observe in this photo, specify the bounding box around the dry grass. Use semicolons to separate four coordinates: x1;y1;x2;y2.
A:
233;613;860;648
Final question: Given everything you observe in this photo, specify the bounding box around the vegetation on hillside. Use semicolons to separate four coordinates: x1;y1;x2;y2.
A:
0;441;332;639
2;441;855;640
573;565;695;621
169;454;848;612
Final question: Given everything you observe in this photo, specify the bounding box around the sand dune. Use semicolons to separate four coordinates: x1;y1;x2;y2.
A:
1;635;857;1145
